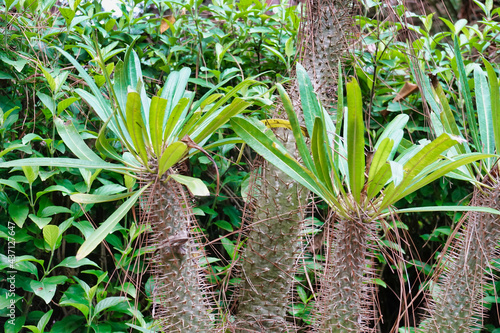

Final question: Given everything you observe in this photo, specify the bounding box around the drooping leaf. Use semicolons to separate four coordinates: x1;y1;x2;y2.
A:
55;118;103;162
231;117;339;208
76;186;148;260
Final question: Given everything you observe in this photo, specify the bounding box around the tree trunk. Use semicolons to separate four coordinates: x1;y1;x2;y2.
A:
235;129;306;332
419;178;500;332
146;175;214;332
313;214;378;332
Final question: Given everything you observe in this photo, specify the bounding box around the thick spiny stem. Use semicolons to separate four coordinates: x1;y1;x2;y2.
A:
144;175;213;332
314;214;378;332
235;129;306;332
419;180;500;332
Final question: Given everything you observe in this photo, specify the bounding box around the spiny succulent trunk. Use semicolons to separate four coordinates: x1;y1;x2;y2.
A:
300;0;356;106
146;176;213;332
314;215;377;332
235;131;305;332
419;181;500;332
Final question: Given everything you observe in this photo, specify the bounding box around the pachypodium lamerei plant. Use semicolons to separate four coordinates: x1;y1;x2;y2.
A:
414;38;500;332
0;44;255;331
231;63;497;332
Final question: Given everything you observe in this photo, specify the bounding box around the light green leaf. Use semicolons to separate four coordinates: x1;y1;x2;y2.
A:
367;138;393;200
57;96;79;115
346;78;365;203
126;90;149;166
54;256;99;269
311;117;334;193
70;191;135;204
374;114;408;159
55;118;103;162
398;153;493;201
39;66;56;92
221;237;237;260
277;83;315;172
192;97;251;143
0;158;135;174
158;141;187;177
31;278;64;304
455;38;480;150
36;309;53;333
149;96;168;157
392;205;500;215
93;296;129;317
22;165;38;185
29;214;52;229
59;7;75;26
262;44;287;67
231;117;339;208
483;59;500;155
43;225;60;251
1;56;27;72
381;133;459;209
474;67;494;164
169;174;209;197
76;186;148;260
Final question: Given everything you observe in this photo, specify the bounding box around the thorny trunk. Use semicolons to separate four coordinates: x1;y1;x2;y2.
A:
232;0;359;329
419;179;500;332
314;214;378;332
145;175;214;332
235;129;306;332
300;0;356;107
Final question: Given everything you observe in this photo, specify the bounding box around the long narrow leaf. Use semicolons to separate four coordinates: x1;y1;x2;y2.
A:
231;117;339;208
474;67;494;168
297;63;322;137
390;205;500;216
0;158;136;174
454;37;480;149
277;83;315;172
149;96;168;157
396;153;493;202
193;98;251;143
71;191;135;204
76;186;148;260
381;133;459;209
346;78;365;203
55;118;103;162
163;97;190;144
158;141;187;177
367;138;394;200
483;59;500;155
312;117;334;193
126;90;149;166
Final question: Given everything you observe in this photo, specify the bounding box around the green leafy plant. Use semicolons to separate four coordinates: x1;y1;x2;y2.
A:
415;36;500;332
232;63;496;331
0;42;254;331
